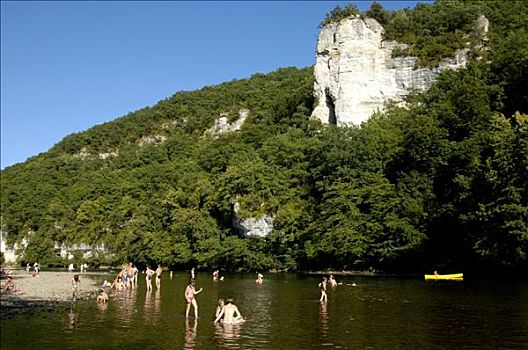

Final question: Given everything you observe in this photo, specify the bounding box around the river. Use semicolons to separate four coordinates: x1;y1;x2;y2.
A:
1;272;527;349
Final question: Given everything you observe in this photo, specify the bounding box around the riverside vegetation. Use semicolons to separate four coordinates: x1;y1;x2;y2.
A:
1;0;527;274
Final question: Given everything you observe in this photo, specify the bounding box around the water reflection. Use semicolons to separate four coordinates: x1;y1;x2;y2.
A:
68;304;78;330
215;322;243;349
2;274;527;350
319;301;328;336
112;288;136;326
184;319;198;350
143;288;161;324
154;288;161;315
144;290;153;323
97;301;108;314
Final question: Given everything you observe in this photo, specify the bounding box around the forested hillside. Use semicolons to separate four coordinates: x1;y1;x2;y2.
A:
1;0;527;274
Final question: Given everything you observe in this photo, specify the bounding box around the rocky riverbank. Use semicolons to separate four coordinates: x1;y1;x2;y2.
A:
0;270;105;319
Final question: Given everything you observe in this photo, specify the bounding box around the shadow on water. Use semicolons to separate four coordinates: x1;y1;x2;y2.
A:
1;272;527;349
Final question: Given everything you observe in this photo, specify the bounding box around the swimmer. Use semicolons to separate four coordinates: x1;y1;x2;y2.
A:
214;298;245;324
256;273;264;284
185;280;203;319
97;289;109;304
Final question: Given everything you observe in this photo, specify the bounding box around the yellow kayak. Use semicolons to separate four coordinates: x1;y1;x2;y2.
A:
424;273;463;281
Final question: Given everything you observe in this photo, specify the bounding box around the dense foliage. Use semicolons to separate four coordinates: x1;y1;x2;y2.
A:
320;3;360;28
1;1;527;274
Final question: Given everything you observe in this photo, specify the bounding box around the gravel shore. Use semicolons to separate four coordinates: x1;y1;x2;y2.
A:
1;270;106;319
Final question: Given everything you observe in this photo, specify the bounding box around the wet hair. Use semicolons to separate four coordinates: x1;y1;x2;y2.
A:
98;289;104;294
74;275;80;282
226;298;234;304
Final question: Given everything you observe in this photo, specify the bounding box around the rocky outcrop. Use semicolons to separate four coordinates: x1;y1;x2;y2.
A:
208;109;249;137
311;16;470;125
138;134;167;146
232;202;274;238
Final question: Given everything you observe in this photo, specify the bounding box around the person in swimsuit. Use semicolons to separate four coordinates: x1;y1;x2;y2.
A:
132;264;139;287
146;266;155;292
185;280;203;319
256;273;264;284
70;274;80;302
155;265;163;289
214;298;245;324
319;277;328;302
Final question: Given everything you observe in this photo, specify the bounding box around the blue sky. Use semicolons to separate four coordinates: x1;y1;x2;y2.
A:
1;1;429;169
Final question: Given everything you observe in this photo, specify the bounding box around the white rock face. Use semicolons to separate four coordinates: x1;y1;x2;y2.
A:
208;109;249;136
138;134;167;146
312;17;468;125
232;202;274;238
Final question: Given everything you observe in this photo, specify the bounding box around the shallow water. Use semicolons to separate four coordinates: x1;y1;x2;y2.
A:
2;272;527;349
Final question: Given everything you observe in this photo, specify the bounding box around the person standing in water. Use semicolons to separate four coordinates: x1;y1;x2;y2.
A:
190;267;196;281
155;265;163;289
319;277;328;303
256;273;264;284
185;280;203;319
214;298;245;324
145;266;155;292
70;274;81;302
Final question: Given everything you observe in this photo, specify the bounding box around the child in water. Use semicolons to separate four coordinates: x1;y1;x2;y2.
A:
70;275;80;302
319;277;327;302
185;280;203;319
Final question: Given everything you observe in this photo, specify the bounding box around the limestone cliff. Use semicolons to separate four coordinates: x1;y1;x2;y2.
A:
232;202;274;238
208;109;249;137
311;16;472;125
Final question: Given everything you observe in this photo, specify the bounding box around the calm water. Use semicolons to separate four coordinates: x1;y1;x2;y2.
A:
1;272;527;349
